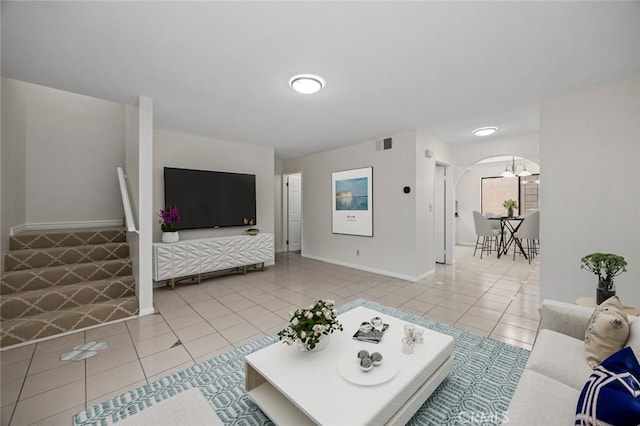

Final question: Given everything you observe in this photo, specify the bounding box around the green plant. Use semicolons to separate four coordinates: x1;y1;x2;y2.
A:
503;199;518;210
278;299;343;351
581;253;628;284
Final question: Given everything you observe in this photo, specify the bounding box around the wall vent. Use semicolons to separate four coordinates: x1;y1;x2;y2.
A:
375;137;393;151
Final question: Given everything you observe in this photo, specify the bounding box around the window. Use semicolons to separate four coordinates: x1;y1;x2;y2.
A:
520;174;540;215
481;174;540;216
482;177;518;216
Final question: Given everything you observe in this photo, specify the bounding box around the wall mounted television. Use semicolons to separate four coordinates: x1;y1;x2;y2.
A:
163;167;257;230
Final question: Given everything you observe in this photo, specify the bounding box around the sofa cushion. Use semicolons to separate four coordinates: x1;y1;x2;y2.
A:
526;329;593;390
575;346;640;426
541;300;595;340
506;369;580;425
584;296;629;368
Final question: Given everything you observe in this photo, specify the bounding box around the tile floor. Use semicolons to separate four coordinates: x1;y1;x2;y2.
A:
0;245;540;425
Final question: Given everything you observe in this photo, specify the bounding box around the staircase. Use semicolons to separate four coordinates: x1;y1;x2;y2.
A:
1;226;139;347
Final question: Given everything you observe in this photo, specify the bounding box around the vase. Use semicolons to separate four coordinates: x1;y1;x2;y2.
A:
305;335;331;352
507;207;514;218
162;231;179;243
596;279;615;305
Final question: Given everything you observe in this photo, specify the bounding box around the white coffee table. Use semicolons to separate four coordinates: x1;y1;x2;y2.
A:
244;306;454;425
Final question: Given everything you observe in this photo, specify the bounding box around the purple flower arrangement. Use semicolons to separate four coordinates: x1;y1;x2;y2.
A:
158;206;181;232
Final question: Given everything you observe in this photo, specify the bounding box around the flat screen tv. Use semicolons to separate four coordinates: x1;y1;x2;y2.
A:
163;167;257;230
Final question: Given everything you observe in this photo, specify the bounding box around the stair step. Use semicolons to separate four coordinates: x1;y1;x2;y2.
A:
4;242;130;272
1;259;132;295
0;296;139;347
9;226;126;250
1;277;136;320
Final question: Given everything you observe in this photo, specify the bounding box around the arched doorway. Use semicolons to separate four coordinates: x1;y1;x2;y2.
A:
455;155;540;246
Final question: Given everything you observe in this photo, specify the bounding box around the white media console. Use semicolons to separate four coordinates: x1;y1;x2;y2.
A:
152;233;274;289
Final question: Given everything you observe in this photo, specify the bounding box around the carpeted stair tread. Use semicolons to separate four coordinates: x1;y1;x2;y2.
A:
1;226;137;348
4;242;130;271
9;226;126;250
1;259;132;295
1;276;136;320
0;296;139;347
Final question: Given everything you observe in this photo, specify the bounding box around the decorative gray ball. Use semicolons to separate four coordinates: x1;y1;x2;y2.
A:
357;350;369;360
359;357;373;372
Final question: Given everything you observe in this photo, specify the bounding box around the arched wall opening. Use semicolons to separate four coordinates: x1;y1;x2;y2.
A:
455;155;540;246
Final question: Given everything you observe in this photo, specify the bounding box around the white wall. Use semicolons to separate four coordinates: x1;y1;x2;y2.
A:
1;78;126;229
18;81;126;225
540;75;640;306
453;134;539;182
124;104;142;311
416;132;454;268
456;159;539;245
2;77;127;247
137;97;154;314
1;78;28;259
125;105;140;223
153;128;275;244
283;131;427;280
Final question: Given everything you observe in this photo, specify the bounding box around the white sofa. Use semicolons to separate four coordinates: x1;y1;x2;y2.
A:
506;299;639;425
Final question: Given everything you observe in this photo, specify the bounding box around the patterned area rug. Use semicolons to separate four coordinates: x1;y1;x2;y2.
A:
74;299;530;426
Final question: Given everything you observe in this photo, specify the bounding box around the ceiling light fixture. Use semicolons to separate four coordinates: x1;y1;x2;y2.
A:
289;74;324;94
472;126;498;137
501;156;532;178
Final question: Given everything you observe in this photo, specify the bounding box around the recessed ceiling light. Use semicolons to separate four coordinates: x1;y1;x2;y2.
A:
472;127;498;136
289;74;324;94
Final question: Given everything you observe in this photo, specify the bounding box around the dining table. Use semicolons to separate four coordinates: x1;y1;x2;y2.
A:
487;216;527;259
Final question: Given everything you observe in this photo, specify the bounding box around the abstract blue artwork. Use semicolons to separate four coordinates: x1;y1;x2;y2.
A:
332;167;373;236
335;177;369;210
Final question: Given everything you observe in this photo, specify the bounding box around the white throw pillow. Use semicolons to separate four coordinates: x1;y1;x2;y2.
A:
584;296;630;368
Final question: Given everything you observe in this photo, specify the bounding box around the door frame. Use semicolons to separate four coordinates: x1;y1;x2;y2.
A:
282;172;303;253
435;163;446;264
435;161;454;265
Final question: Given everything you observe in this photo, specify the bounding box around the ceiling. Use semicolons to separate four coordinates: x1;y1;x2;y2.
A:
3;1;640;159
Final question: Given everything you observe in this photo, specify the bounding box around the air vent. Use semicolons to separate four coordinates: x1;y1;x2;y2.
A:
375;137;393;151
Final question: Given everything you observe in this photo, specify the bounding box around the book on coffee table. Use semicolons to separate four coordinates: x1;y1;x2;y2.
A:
352;324;389;343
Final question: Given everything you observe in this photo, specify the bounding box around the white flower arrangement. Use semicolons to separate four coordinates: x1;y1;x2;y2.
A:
278;299;343;351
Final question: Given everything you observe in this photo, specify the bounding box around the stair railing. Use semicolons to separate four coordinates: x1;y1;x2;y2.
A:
117;167;138;233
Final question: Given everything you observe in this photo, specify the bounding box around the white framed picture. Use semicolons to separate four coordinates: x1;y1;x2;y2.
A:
331;167;373;237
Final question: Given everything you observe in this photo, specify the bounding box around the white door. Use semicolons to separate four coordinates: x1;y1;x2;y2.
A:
435;165;446;264
287;173;302;251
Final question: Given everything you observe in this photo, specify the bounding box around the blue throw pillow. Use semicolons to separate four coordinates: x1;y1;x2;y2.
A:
576;346;640;426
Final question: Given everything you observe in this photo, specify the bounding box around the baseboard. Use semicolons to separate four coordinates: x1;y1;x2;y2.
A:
152;280;166;288
10;220;124;235
138;307;156;316
301;253;429;283
415;268;436;281
9;223;28;236
457;242;476;247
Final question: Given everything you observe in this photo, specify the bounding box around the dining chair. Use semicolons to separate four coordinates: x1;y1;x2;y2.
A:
473;211;501;258
513;211;540;263
484;212;502;251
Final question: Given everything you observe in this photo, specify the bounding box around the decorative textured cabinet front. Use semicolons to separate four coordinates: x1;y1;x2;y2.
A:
152;233;274;281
